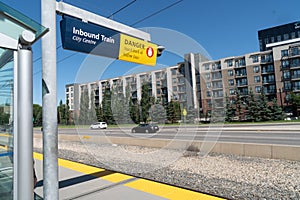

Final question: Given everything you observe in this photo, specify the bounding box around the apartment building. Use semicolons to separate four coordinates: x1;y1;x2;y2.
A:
66;22;300;120
258;21;300;51
65;53;207;114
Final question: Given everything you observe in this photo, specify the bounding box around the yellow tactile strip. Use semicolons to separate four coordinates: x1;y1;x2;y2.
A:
33;152;225;200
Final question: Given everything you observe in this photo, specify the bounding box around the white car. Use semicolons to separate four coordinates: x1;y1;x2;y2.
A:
90;122;107;129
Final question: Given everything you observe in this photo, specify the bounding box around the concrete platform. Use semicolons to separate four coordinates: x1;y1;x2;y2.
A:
34;153;224;200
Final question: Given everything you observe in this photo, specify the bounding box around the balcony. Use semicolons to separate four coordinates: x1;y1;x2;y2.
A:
264;89;276;94
281;64;290;70
290;63;300;69
236;83;248;87
211;76;222;81
261;69;274;74
235;73;247;78
262;80;275;85
293;87;300;91
289;49;300;58
261;58;273;64
291;74;300;80
282;76;291;81
239;92;248;96
212;87;223;91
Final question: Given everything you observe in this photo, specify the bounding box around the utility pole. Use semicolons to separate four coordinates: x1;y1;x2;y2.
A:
41;0;58;199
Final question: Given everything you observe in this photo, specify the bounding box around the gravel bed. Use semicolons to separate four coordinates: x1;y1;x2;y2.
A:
34;139;300;200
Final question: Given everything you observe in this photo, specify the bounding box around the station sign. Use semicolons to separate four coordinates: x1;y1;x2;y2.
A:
60;15;157;66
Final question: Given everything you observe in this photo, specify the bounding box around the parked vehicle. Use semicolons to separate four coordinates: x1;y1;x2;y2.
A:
90;122;107;129
131;123;159;133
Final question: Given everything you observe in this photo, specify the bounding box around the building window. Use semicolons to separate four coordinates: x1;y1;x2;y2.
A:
270;36;275;43
277;35;282;42
172;78;177;84
173;86;177;91
262;74;275;83
229;89;235;95
290;58;300;67
262;64;274;73
284;34;289;40
228;70;233;76
236;78;247;86
290;47;300;56
253;66;260;73
213;90;223;98
255;86;261;93
155;73;161;79
206;91;211;97
205;73;210;80
281;49;288;57
227;60;233;67
292;70;300;79
293;81;300;90
251;55;259;63
171;69;177;75
284;81;291;91
204;64;210;70
283;71;290;79
282;60;289;69
254;76;260;83
228;79;234;86
261;54;273;63
235;59;245;67
291;32;296;39
206;82;211;88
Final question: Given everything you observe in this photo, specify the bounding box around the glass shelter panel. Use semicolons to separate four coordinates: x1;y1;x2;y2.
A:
0;47;13;199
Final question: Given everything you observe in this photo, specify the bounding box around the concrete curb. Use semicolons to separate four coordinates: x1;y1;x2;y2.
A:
34;134;300;161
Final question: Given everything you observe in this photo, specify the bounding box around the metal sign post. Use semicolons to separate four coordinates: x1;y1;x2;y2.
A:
17;46;34;200
41;0;58;199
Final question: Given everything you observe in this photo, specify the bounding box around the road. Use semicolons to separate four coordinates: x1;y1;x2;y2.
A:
33;123;300;146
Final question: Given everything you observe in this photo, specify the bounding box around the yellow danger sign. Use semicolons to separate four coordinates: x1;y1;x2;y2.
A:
118;34;157;66
182;109;187;116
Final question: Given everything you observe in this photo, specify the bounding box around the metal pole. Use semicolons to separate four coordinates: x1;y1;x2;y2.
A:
41;0;58;199
17;48;33;200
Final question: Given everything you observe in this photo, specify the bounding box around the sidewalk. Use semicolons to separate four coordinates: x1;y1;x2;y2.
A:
34;153;224;200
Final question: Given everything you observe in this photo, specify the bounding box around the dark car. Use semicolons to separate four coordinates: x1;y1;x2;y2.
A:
131;123;159;133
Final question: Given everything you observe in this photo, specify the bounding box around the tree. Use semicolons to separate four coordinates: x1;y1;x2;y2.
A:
167;100;181;123
140;84;151;123
65;99;70;125
289;92;300;117
245;88;260;122
129;97;140;124
95;105;103;122
270;98;284;121
88;91;97;124
57;100;67;125
258;87;271;121
33;104;42;127
235;89;244;121
111;87;128;124
186;106;197;123
225;94;235;122
101;88;114;124
149;99;166;123
79;88;89;125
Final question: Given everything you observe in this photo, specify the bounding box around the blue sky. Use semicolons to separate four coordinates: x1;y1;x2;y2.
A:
1;0;300;105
